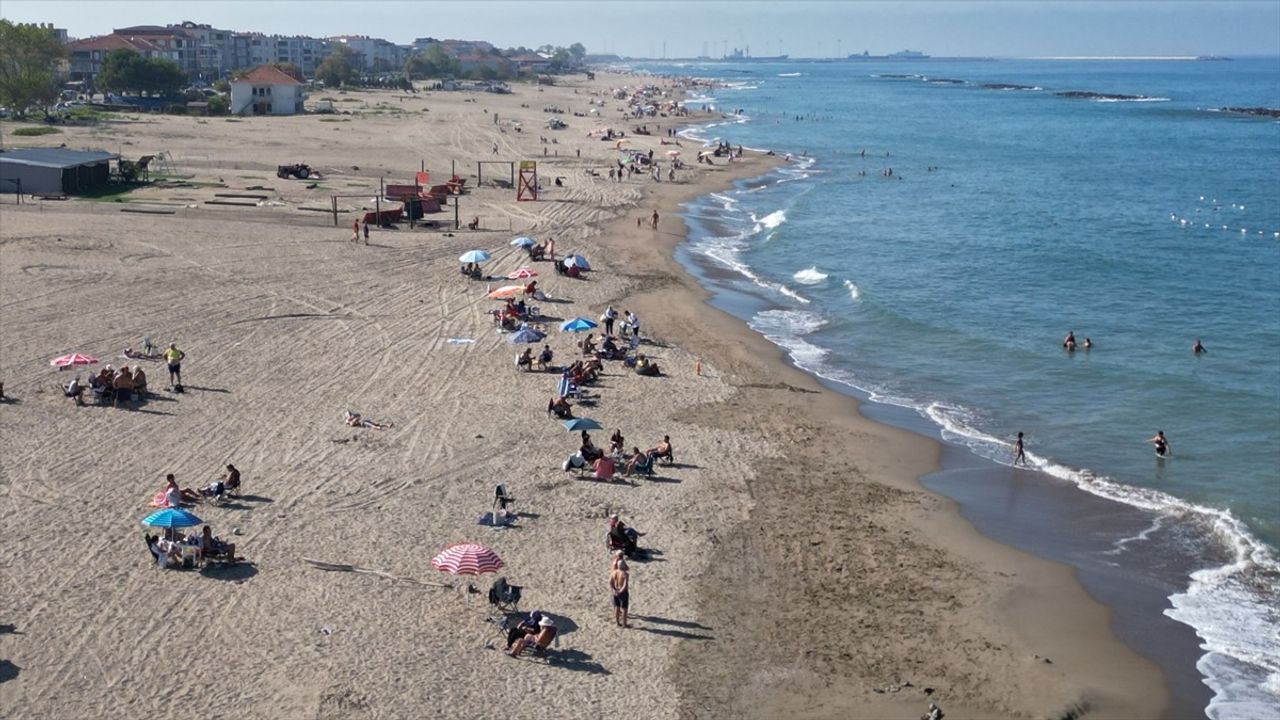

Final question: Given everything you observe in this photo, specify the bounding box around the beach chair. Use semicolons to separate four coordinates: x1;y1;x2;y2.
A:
629;453;656;477
493;484;515;513
488;577;522;613
557;376;582;400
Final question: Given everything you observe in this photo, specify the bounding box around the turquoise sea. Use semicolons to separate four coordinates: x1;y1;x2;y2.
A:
644;58;1279;718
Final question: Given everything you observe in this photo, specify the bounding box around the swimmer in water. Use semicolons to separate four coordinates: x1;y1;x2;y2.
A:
1013;432;1026;465
1149;431;1170;457
1193;339;1206;355
1084;337;1093;350
1063;330;1076;349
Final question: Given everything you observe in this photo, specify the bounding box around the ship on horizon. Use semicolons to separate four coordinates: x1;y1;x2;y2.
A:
723;46;789;62
849;49;931;60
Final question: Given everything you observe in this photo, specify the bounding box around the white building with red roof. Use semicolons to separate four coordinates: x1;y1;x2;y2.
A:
230;65;305;115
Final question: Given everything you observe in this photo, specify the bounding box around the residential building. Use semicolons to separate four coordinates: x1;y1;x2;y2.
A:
230;65;305;115
112;26;196;74
330;35;408;73
65;34;176;86
169;21;235;80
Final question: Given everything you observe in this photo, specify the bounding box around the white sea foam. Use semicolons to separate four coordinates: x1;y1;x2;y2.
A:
777;72;803;77
756;209;787;229
793;267;828;284
843;279;861;301
1094;96;1171;103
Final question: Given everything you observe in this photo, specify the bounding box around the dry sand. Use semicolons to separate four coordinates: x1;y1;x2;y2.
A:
1;73;1168;719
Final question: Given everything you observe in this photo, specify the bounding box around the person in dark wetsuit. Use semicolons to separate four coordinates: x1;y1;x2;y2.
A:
1193;339;1207;355
1149;431;1170;457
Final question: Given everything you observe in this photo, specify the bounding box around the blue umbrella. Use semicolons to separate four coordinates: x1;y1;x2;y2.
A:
142;507;203;529
563;418;603;432
508;326;546;344
459;249;492;264
511;236;536;248
560;317;598;333
564;255;590;270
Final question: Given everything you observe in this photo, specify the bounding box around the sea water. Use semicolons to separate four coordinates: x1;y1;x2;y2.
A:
648;58;1279;718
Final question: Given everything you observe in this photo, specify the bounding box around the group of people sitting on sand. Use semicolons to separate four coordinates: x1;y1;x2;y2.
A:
64;364;148;407
146;525;236;569
527;238;556;261
518;345;555;372
565;430;674;480
153;468;241;508
493;299;537;330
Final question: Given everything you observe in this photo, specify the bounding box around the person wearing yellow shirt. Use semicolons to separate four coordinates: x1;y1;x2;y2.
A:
163;343;186;389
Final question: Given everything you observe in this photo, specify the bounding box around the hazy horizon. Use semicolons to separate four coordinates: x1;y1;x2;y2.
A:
3;1;1278;59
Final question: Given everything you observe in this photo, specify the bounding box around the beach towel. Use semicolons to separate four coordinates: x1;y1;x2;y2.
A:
446;338;475;345
150;490;172;509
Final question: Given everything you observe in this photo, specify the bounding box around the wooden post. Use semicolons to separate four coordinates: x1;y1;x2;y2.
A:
454;195;460;229
476;161;482;186
331;196;338;226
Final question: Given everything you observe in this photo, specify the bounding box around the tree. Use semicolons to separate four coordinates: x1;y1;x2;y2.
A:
548;48;573;73
97;49;185;96
270;62;303;82
568;43;587;63
0;20;68;116
316;45;357;87
404;45;458;80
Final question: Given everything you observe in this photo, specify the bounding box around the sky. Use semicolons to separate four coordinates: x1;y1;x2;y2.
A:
3;0;1279;58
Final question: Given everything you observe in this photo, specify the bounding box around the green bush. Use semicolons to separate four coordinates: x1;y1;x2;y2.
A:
207;95;229;115
12;126;62;136
165;103;188;115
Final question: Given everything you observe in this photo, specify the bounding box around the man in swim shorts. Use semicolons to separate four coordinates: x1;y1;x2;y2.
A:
164;343;185;388
610;560;630;628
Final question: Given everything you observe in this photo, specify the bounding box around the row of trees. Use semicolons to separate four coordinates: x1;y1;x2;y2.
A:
0;20;67;116
97;49;187;96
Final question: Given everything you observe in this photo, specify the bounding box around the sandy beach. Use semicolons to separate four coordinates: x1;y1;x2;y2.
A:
0;72;1169;719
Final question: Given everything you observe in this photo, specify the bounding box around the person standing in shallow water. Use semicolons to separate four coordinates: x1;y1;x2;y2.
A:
1149;431;1170;457
1014;432;1027;465
1193;339;1207;355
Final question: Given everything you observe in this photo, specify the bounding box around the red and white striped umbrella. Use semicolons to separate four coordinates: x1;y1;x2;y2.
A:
431;543;504;576
50;353;98;368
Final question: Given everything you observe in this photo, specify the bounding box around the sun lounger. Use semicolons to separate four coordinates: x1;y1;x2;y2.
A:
557;376;582;400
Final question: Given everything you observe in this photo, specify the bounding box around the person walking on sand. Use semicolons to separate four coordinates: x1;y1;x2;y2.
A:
164;343;185;389
1013;432;1026;465
651;210;660;230
636;217;642;228
610;559;630;628
351;219;360;243
361;219;370;244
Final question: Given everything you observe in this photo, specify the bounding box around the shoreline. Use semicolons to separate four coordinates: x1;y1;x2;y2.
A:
0;71;1168;719
584;122;1170;715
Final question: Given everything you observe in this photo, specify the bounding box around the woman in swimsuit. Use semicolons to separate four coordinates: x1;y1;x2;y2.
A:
1149;431;1170;457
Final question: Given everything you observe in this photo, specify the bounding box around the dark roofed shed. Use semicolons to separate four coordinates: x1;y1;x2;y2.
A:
0;148;119;195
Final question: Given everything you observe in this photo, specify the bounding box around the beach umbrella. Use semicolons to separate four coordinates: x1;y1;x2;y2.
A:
50;353;98;369
666;150;681;157
507;268;538;279
488;285;526;300
510;236;537;248
508;327;546;344
459;249;491;264
563;255;590;270
431;543;504;576
563;418;603;432
560;317;598;333
141;507;203;529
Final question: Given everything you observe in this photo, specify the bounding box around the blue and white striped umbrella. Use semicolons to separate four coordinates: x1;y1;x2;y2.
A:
510;236;537;248
141;507;203;529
